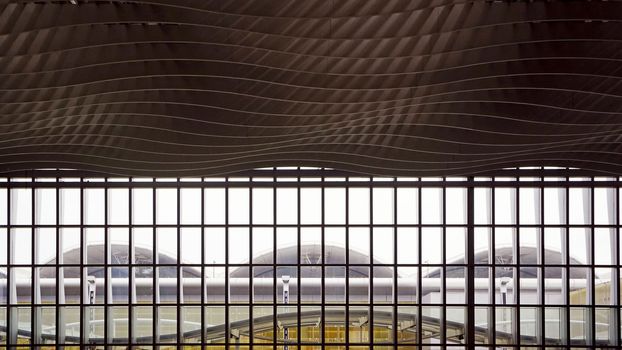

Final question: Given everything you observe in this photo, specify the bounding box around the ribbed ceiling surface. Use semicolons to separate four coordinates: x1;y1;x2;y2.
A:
3;0;622;176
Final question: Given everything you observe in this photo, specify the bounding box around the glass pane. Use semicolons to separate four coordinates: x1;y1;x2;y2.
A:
228;188;249;224
569;188;591;225
349;187;370;224
474;188;491;225
544;187;566;225
60;188;80;225
397;228;418;264
396;187;418;224
157;228;177;264
325;188;345;224
35;228;56;266
84;188;104;225
373;228;393;264
349;228;369;264
132;188;153;224
35;188;56;225
277;188;297;224
204;188;225;224
180;227;201;265
421;188;442;224
180;188;201;225
11;188;32;225
228;228;249;264
325;227;345;264
133;306;153;343
108;188;129;225
446;187;466;224
594;187;616;225
133;228;153;264
156;188;177;225
253;188;274;224
277;227;297;264
421;227;442;265
373;188;393;224
11;228;31;264
205;227;225;264
494;188;516;224
297;227;320;265
519;188;541;224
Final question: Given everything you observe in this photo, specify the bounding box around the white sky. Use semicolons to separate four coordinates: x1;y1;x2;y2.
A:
0;185;617;268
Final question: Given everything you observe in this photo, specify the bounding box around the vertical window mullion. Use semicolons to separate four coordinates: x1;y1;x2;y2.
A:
200;182;205;346
417;180;422;347
31;179;36;345
441;182;446;348
224;178;230;349
491;184;496;348
392;179;398;348
249;181;254;345
320;174;325;349
128;182;133;345
590;181;596;346
369;181;374;346
55;177;61;346
176;179;181;346
152;184;157;347
466;179;475;347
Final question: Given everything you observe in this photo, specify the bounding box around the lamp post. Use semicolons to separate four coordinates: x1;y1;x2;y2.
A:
282;275;290;350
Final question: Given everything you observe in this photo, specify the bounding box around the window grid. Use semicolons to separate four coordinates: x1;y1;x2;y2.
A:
0;172;620;349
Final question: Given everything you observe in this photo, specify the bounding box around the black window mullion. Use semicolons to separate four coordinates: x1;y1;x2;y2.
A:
441;182;446;349
491;183;496;348
466;179;475;347
369;182;374;346
392;179;398;347
152;184;156;347
224;178;230;349
176;179;181;346
127;183;133;345
30;178;35;345
200;183;205;346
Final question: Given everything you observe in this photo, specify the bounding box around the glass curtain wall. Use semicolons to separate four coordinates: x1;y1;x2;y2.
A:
0;169;619;349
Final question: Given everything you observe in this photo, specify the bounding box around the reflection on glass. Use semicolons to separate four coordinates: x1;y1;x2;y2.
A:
569;307;589;345
348;306;369;343
373;306;393;343
446;306;465;344
520;307;539;345
349;266;369;304
544;307;564;345
108;306;129;343
397;306;417;343
495;306;515;344
181;306;201;343
157;306;177;343
60;306;80;344
421;265;441;304
133;306;153;343
397;267;417;304
474;306;491;344
205;306;225;343
422;306;441;344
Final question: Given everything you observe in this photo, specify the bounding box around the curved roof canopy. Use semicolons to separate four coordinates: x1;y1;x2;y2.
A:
3;1;622;176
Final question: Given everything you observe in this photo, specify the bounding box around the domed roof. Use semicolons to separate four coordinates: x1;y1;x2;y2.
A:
231;244;393;278
39;245;200;278
431;246;587;278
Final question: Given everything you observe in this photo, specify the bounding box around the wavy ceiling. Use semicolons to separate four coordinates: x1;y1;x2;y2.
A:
3;0;622;176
